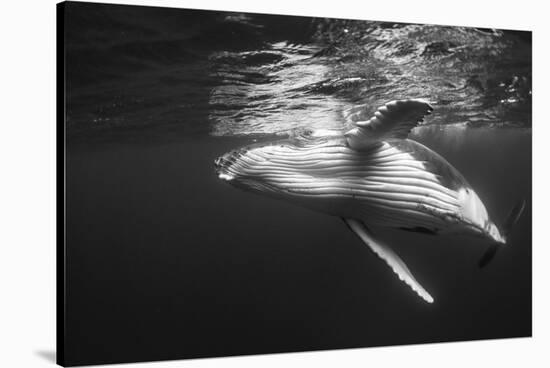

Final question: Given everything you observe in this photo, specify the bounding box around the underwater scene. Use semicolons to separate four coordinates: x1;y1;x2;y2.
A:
63;2;531;366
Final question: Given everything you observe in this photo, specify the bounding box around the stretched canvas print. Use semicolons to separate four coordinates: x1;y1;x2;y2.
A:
57;1;532;366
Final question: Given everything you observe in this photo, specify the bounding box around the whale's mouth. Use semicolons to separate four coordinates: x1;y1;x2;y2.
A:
214;156;231;181
214;151;241;181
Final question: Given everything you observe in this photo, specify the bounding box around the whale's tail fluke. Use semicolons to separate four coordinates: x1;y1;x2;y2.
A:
478;199;526;268
502;199;526;239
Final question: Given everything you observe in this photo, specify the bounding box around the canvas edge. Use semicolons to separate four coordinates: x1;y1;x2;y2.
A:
56;1;67;367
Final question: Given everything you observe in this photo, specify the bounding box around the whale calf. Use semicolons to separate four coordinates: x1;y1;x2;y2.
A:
214;99;524;303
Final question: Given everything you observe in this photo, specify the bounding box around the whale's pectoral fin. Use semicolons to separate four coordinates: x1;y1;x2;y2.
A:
343;218;434;304
478;199;526;268
345;99;433;150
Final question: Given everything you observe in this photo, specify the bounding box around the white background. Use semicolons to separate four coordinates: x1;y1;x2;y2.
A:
0;0;547;367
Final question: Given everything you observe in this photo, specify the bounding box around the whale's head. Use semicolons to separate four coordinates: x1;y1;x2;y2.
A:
214;144;280;195
214;135;341;203
214;148;246;183
214;150;237;182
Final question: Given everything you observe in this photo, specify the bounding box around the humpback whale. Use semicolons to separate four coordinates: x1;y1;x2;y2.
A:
214;99;524;303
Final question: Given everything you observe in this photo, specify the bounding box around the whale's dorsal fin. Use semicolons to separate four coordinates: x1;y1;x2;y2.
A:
343;218;434;304
345;99;433;150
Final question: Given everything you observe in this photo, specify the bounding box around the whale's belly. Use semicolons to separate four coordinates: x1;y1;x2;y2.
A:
217;137;476;233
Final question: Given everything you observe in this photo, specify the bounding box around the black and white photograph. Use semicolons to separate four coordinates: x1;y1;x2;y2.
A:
55;1;534;366
5;0;550;367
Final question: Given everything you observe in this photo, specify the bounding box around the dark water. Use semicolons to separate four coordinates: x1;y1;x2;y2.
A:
63;2;532;366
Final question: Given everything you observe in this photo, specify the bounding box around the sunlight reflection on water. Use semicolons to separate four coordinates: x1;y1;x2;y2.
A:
204;21;530;137
65;8;531;141
208;42;347;136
